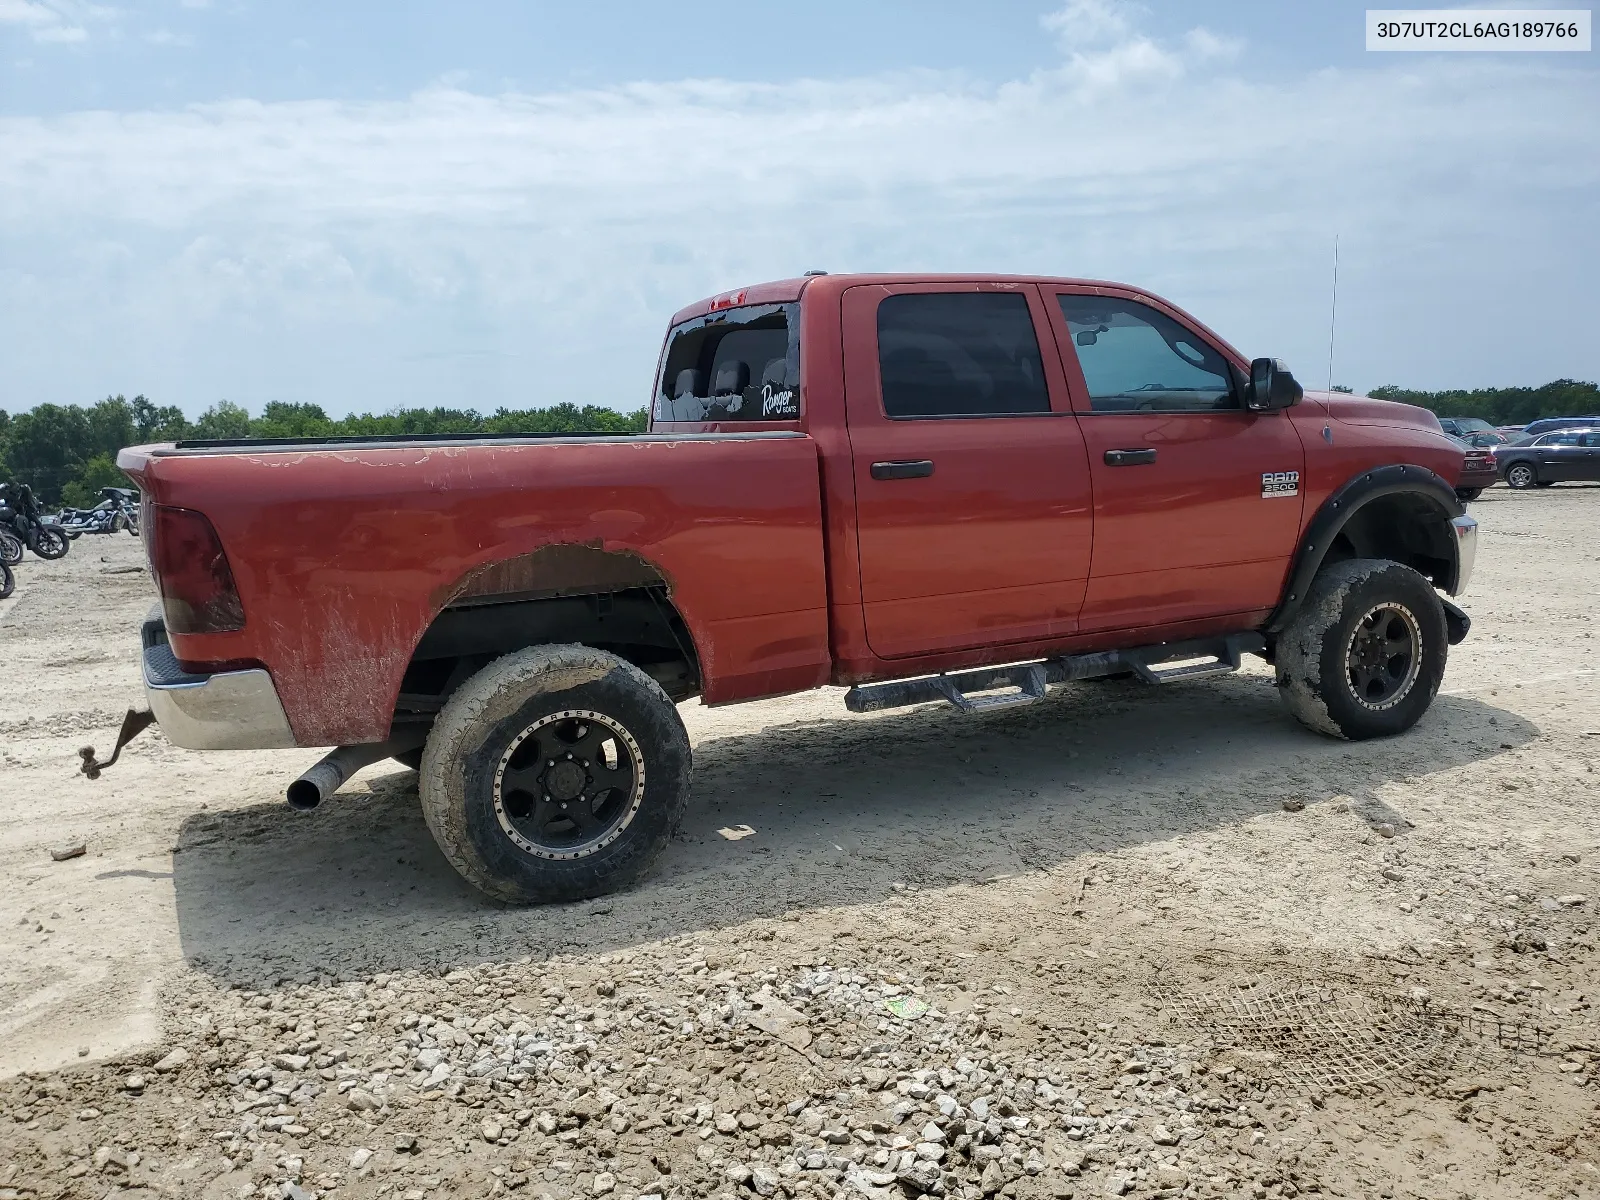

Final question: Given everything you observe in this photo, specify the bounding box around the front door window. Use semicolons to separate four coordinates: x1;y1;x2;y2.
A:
1057;295;1236;413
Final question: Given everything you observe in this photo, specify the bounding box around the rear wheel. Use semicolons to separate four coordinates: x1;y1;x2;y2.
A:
1275;559;1447;740
0;531;20;567
1454;487;1482;501
419;644;691;904
1504;462;1537;489
0;561;12;600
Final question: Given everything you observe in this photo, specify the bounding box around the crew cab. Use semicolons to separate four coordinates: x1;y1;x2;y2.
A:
113;273;1479;903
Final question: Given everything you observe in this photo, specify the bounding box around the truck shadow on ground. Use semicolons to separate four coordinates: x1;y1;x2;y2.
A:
169;670;1538;988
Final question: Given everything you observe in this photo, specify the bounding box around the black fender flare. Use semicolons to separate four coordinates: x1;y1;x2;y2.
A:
1264;463;1465;635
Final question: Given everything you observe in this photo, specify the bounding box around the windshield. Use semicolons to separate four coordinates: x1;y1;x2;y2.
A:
653;302;801;423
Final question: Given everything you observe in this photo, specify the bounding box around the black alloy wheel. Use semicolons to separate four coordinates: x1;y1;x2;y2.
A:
493;710;644;860
1344;603;1422;710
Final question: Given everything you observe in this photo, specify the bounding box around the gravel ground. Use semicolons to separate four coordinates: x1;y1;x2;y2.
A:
2;487;1599;1200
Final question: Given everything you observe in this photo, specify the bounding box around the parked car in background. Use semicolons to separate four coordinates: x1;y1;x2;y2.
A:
1459;430;1524;448
1522;416;1600;437
1447;435;1498;500
1438;416;1498;438
1497;429;1600;489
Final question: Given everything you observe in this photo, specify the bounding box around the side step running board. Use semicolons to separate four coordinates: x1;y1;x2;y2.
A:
843;633;1266;715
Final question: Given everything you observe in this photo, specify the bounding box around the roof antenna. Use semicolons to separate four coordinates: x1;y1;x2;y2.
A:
1326;234;1339;393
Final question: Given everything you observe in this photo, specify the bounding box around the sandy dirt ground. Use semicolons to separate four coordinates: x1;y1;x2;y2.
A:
0;487;1598;1200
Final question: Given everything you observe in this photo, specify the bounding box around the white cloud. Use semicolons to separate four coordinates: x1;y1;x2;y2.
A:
0;0;56;24
0;6;1596;415
0;0;110;42
32;20;83;40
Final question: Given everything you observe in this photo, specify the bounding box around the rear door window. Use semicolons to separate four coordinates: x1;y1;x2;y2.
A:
876;292;1050;418
1057;295;1236;413
654;303;800;422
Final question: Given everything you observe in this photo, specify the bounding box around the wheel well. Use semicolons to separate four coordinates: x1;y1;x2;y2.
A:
1320;493;1455;590
392;546;702;732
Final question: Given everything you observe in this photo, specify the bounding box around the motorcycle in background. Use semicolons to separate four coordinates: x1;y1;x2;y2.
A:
56;487;141;538
0;529;21;567
0;482;71;560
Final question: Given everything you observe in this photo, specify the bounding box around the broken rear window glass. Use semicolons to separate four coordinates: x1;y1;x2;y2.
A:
654;302;801;423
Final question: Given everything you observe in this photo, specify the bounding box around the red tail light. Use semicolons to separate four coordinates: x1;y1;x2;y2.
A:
148;505;245;634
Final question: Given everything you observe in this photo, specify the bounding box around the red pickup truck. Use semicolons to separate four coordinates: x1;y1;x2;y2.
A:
115;273;1478;904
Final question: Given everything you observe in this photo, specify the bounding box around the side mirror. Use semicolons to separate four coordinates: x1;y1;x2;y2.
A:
1248;358;1304;412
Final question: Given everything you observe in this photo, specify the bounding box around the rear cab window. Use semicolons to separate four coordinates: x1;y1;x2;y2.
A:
876;292;1051;418
653;302;801;425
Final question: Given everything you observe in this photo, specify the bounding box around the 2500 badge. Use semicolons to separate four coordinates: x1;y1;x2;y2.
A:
1261;470;1300;499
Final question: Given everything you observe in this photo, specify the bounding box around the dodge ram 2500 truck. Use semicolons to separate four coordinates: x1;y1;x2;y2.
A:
111;273;1478;904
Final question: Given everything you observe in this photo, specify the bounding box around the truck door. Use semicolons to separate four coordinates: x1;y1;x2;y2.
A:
1044;287;1306;632
842;283;1094;660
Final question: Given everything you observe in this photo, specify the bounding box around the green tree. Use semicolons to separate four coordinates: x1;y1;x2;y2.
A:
87;396;136;459
191;401;252;440
1369;379;1600;426
60;453;133;509
251;401;335;439
4;403;93;503
131;395;191;442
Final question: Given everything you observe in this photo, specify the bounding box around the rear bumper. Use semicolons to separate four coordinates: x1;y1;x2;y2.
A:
141;610;297;750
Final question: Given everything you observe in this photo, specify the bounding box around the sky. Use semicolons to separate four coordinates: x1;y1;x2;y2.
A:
1;0;1596;418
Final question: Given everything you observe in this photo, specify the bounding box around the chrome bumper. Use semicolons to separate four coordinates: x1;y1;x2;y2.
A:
142;613;297;750
1450;514;1478;597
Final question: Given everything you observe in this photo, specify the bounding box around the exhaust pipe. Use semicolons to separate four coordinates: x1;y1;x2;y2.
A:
286;733;426;811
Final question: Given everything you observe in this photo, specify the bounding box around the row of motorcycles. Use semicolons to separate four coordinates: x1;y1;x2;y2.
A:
0;483;140;601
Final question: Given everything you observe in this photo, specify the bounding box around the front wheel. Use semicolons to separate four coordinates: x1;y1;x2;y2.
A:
1454;487;1482;501
0;531;21;567
419;644;691;904
1275;559;1447;740
28;525;69;559
1504;462;1537;489
0;561;12;600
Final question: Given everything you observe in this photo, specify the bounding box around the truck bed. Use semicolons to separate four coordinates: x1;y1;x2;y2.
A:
119;430;830;746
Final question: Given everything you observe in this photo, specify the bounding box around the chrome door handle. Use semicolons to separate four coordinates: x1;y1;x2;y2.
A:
1104;448;1157;466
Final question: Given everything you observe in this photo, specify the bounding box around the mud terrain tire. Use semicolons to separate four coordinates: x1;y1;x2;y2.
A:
1275;559;1447;741
420;644;691;904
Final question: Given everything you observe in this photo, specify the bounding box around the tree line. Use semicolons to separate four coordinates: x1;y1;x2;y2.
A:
1368;378;1599;428
3;379;1597;508
0;396;648;508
